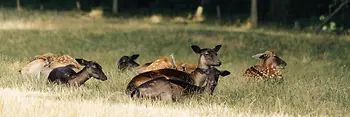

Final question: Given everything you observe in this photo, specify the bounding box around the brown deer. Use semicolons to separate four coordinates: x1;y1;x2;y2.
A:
137;57;198;73
125;45;222;94
116;54;197;73
47;59;107;86
130;67;230;101
243;51;287;81
20;53;82;79
117;54;141;71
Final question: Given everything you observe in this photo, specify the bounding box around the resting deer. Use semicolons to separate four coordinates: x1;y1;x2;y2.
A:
20;53;82;79
117;54;142;71
137;56;198;73
131;67;230;101
243;51;287;81
125;44;222;94
48;59;107;86
116;54;197;73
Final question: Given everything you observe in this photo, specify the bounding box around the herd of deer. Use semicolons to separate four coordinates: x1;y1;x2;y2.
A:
19;45;287;101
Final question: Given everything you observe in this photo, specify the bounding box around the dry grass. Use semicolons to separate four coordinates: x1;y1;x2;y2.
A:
0;88;296;117
0;9;349;116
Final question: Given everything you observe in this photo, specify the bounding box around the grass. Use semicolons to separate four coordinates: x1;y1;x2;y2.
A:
0;9;349;116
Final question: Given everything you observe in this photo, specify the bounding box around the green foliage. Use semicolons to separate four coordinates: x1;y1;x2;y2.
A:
319;15;342;31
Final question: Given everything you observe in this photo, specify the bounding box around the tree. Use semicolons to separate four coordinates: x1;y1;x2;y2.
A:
316;0;350;32
251;0;258;28
76;0;81;11
112;0;118;14
17;0;22;11
266;0;290;23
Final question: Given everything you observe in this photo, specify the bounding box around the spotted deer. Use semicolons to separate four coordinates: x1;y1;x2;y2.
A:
137;57;197;73
125;45;222;94
20;53;82;78
243;51;287;81
116;54;197;73
48;59;107;86
131;67;230;101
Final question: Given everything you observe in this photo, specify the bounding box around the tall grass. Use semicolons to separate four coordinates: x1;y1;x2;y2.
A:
0;9;349;116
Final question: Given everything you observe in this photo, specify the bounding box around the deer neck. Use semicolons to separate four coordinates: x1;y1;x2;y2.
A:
191;55;210;86
69;67;91;86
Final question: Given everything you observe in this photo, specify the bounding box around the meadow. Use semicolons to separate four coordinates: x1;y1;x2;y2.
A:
0;9;349;116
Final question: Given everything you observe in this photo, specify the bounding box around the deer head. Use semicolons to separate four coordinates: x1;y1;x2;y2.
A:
117;54;140;71
252;51;287;69
76;59;108;81
191;45;222;67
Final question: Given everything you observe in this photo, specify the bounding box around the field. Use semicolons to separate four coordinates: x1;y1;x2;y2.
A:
0;9;349;116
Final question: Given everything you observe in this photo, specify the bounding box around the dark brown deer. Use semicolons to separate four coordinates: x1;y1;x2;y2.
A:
243;51;287;81
125;45;222;94
130;67;230;101
117;54;141;71
48;59;107;86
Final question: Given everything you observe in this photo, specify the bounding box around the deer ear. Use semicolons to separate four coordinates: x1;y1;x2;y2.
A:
213;45;222;52
220;70;230;76
75;58;89;65
191;45;201;53
130;54;139;61
259;54;270;59
252;53;266;59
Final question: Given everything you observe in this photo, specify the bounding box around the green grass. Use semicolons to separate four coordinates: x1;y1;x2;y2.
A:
0;9;349;116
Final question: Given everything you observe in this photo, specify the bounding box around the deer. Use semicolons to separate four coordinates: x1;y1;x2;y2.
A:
47;59;107;86
116;54;197;73
117;54;141;71
243;51;287;81
137;55;198;73
130;67;231;101
20;53;82;79
125;44;222;94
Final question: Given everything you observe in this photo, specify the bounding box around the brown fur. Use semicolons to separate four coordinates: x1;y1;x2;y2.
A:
125;45;222;94
48;60;107;86
243;51;287;80
131;67;230;101
20;53;81;77
137;57;197;73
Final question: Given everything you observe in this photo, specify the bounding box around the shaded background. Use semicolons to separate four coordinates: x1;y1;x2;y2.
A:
0;0;349;28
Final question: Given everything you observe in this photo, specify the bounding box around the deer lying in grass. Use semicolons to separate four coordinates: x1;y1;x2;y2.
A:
125;45;222;94
138;56;198;73
131;67;230;101
20;53;82;79
117;54;141;71
117;54;197;73
243;51;287;81
48;59;107;86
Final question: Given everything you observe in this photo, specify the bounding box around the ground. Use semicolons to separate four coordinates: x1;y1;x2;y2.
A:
0;9;349;116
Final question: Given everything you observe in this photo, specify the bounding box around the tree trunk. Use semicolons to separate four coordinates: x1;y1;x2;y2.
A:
17;0;22;11
251;0;258;28
112;0;118;14
266;0;290;23
40;4;44;10
76;1;81;11
216;5;221;21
